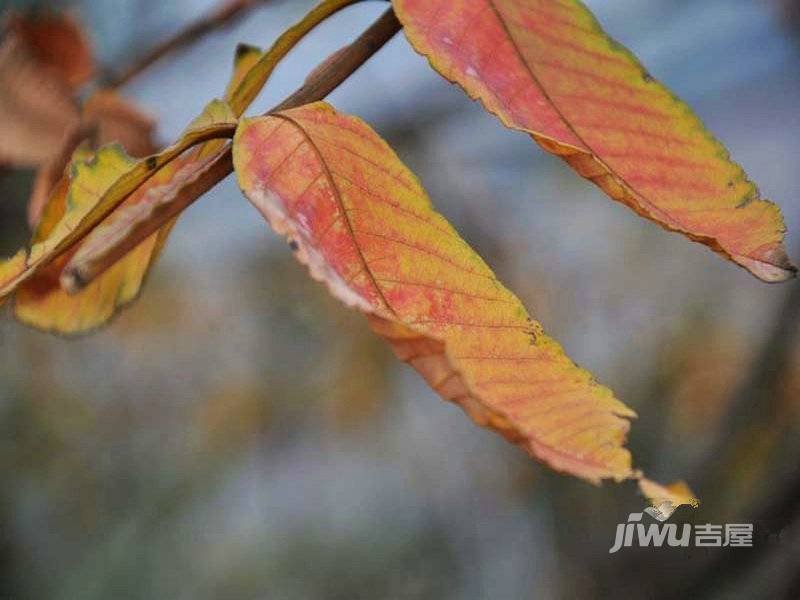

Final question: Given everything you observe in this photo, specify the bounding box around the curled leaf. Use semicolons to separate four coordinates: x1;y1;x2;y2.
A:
393;0;795;282
62;148;232;296
8;43;257;333
28;90;157;228
225;43;264;100
60;42;264;302
0;99;237;332
14;159;170;333
233;102;645;484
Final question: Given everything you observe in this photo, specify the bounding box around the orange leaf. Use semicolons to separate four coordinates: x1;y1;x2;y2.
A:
0;22;79;167
5;11;94;89
233;101;643;484
393;0;796;283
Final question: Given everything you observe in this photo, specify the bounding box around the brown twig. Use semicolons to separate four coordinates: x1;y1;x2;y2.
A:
107;0;271;89
62;7;402;291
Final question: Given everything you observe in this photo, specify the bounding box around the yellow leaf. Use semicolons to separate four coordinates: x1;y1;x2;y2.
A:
13;152;180;333
53;40;269;314
0;94;237;333
0;251;26;308
61;148;232;297
224;43;264;100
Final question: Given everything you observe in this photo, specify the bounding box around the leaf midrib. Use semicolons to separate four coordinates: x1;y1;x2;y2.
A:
270;112;398;317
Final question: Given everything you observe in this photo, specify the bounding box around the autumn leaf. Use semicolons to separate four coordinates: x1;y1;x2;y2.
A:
0;17;80;167
0;9;157;228
393;0;796;283
57;0;371;297
6;34;281;334
1;98;236;289
232;100;669;486
56;42;273;318
0;98;236;333
5;10;94;88
28;89;158;228
61;148;232;297
225;43;264;100
14;148;172;332
0;251;26;308
55;2;405;307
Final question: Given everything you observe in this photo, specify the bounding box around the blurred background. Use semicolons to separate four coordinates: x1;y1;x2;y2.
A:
1;0;799;598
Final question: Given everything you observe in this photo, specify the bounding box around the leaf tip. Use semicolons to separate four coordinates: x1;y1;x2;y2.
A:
234;42;262;62
734;244;797;283
638;477;699;520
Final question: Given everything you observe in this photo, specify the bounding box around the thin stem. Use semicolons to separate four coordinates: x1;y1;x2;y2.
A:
62;7;402;292
108;0;270;89
228;0;368;116
272;7;398;112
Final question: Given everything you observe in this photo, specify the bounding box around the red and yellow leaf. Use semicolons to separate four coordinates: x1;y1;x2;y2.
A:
233;101;652;484
393;0;795;282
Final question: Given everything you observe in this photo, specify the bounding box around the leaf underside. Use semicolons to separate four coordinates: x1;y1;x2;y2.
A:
393;0;795;282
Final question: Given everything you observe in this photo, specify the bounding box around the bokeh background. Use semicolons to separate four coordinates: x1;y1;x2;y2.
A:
1;0;799;598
